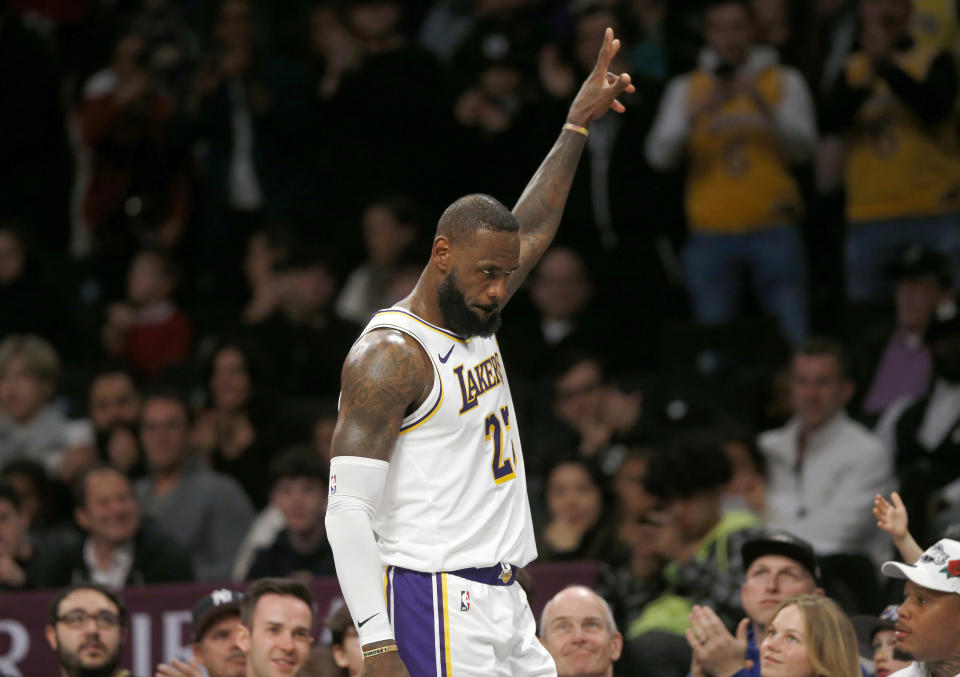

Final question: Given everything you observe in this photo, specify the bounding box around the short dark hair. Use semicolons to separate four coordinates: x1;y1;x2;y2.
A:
436;194;518;244
0;481;21;511
269;446;328;491
141;385;192;423
717;425;767;480
325;603;354;647
242;578;314;627
550;349;606;384
256;223;298;255
132;246;180;285
643;432;733;500
793;336;851;380
368;193;425;232
1;458;50;505
704;0;753;19
90;362;141;394
48;582;128;627
73;464;130;509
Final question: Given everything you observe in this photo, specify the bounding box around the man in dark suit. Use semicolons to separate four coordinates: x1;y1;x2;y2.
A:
46;464;193;587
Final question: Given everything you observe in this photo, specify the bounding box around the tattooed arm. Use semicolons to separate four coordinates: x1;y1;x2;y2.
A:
326;329;432;677
332;329;432;463
505;27;634;302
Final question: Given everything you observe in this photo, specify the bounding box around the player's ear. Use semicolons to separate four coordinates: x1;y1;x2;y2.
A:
432;235;452;272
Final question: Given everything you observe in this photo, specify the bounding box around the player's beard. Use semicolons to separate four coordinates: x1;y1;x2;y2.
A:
57;637;121;677
437;270;501;338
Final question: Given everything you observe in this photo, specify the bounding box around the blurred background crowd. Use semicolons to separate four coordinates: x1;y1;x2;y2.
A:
2;0;960;673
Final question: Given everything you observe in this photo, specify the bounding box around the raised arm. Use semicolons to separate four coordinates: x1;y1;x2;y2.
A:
874;491;924;564
325;330;432;677
505;27;634;302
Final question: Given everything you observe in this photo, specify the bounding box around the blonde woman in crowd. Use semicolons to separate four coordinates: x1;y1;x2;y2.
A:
760;594;861;677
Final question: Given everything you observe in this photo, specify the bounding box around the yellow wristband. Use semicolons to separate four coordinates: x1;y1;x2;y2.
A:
363;645;399;660
562;122;589;138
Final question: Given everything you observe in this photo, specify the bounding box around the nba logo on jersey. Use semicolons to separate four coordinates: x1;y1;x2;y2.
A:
499;563;512;584
460;590;470;611
329;474;337;495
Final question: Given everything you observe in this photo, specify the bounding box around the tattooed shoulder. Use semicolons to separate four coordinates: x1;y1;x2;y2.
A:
341;329;431;412
332;329;432;462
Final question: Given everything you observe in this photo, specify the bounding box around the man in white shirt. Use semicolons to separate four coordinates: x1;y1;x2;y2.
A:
759;338;891;568
881;538;960;677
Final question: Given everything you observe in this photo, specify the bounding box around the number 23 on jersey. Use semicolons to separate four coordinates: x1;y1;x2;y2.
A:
486;405;517;485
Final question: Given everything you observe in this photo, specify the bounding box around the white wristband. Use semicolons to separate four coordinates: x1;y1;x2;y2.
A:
325;456;394;645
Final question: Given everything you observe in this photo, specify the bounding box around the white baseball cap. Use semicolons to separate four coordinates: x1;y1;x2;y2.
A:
882;538;960;594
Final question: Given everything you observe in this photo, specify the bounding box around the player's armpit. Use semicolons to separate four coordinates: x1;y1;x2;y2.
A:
333;328;433;462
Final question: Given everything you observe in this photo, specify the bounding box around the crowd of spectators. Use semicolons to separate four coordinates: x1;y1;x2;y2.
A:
3;0;960;675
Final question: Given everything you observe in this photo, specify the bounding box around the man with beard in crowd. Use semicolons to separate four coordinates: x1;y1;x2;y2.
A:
45;581;136;677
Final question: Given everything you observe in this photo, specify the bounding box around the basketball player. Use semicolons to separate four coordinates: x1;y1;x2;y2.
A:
324;27;634;677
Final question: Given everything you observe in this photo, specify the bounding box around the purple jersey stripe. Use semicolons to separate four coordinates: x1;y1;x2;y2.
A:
392;568;440;677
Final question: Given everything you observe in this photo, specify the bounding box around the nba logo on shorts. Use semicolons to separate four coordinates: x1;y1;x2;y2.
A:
460;590;470;611
330;475;337;495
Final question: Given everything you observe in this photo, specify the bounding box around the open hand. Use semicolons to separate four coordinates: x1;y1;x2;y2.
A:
686;607;751;677
874;492;908;542
567;27;635;126
155;657;203;677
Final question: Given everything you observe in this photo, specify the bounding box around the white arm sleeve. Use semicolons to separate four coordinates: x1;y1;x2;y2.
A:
325;455;394;646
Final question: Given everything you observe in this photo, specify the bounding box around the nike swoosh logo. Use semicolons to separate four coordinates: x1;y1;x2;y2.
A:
358;613;379;628
438;345;454;364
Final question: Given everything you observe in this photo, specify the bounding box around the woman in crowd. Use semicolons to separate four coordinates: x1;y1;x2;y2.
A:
191;339;276;508
760;594;861;677
538;457;622;564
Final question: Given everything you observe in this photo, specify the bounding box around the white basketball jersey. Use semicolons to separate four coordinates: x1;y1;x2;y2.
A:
357;307;538;572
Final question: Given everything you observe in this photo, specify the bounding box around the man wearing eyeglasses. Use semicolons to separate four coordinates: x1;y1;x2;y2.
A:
135;389;254;581
44;581;135;677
